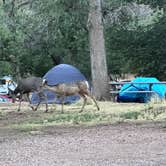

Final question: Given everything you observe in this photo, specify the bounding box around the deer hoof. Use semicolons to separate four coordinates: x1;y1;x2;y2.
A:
79;110;83;113
44;109;48;113
32;107;37;111
29;105;35;111
34;108;38;111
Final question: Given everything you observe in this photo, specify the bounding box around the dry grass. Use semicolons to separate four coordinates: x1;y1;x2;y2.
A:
0;100;166;132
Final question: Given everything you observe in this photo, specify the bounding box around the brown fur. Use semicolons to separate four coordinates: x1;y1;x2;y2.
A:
10;77;48;112
43;81;100;113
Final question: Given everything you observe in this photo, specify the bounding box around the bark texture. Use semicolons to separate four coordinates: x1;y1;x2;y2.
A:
88;0;109;100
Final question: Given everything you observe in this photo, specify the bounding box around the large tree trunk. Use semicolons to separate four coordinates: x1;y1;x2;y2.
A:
88;0;109;100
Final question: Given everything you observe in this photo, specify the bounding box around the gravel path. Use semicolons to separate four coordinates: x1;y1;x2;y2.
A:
0;123;166;166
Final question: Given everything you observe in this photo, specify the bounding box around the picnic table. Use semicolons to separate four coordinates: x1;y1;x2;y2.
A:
109;81;166;101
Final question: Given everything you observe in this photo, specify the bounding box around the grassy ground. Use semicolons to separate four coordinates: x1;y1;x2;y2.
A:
0;100;166;133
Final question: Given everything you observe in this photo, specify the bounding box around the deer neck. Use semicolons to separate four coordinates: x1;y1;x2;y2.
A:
44;84;58;92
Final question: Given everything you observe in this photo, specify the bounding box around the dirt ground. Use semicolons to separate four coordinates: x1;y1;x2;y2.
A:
1;123;166;165
1;103;166;166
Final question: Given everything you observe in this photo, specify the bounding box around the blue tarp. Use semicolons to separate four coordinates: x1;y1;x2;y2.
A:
117;77;166;103
31;64;87;104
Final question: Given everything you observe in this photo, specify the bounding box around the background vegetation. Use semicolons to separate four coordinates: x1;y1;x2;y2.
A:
0;0;165;80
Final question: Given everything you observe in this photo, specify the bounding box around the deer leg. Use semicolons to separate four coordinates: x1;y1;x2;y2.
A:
79;94;87;113
17;94;23;112
34;102;41;111
18;100;22;112
87;92;100;111
42;92;48;113
26;93;35;111
60;96;65;113
33;92;42;111
35;92;48;112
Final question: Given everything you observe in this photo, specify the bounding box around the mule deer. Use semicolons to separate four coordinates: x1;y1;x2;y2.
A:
43;80;100;113
10;77;48;112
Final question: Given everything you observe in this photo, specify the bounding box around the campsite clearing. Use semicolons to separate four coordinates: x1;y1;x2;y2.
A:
0;101;166;131
0;101;166;165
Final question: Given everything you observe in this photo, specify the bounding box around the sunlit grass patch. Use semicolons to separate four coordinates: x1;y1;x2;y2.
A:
11;111;102;132
119;111;142;120
11;123;43;132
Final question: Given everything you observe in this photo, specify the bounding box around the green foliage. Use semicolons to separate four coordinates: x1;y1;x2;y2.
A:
0;61;12;76
27;0;90;77
108;14;166;80
130;15;166;80
0;0;166;81
136;0;165;8
105;2;166;79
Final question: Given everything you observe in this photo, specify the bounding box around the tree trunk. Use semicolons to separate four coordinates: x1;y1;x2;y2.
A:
88;0;109;100
15;63;21;81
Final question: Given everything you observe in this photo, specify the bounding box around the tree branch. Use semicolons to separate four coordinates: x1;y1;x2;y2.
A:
17;0;34;9
17;1;30;9
0;54;15;62
8;0;15;17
